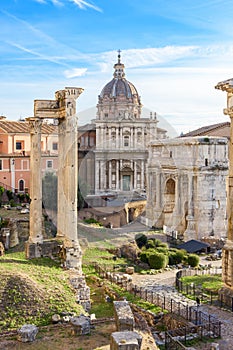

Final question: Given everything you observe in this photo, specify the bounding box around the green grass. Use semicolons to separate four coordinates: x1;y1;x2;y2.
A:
180;274;223;292
82;247;128;274
0;251;84;330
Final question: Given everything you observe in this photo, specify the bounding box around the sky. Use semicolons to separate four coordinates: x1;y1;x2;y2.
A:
1;0;233;135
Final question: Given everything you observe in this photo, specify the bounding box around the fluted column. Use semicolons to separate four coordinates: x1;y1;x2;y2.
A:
28;118;43;244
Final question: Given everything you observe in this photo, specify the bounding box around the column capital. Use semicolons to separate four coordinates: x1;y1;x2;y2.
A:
26;117;43;134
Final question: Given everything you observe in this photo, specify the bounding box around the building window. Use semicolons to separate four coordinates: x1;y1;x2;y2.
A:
19;179;25;192
104;113;108;118
0;159;2;170
16;141;24;150
21;160;29;170
52;142;58;150
124;136;129;147
46;160;53;169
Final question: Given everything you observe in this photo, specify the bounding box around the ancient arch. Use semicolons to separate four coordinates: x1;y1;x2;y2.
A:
164;178;175;213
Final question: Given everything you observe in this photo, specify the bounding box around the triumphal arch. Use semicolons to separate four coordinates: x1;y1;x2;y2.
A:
26;87;83;271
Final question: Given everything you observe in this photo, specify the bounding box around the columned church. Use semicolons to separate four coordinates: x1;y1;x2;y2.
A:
81;52;167;197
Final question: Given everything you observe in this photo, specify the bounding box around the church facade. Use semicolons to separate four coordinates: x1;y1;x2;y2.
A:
91;52;167;196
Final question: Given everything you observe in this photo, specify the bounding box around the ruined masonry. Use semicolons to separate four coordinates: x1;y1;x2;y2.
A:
25;87;90;310
216;79;233;301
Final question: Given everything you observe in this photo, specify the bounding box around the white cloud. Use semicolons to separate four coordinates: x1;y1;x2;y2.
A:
34;0;102;11
94;45;233;75
70;0;102;12
64;68;87;78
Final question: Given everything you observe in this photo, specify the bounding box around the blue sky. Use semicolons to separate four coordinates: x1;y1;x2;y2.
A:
1;0;233;134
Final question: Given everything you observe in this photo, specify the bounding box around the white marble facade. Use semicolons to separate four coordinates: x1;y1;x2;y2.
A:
145;136;228;240
93;52;166;195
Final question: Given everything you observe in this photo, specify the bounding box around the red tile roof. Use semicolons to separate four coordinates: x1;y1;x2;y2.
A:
0;120;57;134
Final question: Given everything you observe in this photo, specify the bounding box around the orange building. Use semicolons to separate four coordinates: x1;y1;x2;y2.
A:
0;117;58;193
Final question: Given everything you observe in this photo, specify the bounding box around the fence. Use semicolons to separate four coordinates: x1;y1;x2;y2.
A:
93;263;221;348
175;267;233;311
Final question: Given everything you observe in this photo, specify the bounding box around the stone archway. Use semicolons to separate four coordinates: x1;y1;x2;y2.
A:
164;178;175;213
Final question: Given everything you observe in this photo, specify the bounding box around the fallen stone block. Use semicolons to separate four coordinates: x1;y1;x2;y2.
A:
18;324;38;342
114;301;135;331
70;315;90;335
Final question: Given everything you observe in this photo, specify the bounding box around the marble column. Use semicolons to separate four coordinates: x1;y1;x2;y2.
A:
95;160;100;193
134;161;137;189
116;160;119;190
109;161;112;189
56;87;83;270
141;160;144;189
28;118;43;244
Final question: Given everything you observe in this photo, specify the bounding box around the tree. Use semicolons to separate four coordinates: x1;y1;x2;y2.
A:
135;233;148;248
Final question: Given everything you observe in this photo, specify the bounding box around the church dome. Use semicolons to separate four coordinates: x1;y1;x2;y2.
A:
99;52;141;104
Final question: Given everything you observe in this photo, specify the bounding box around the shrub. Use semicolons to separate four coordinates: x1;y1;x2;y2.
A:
159;242;168;249
6;190;13;201
145;239;155;249
139;251;149;264
84;218;102;226
139;248;155;264
155;247;168;254
0;186;4;197
135;233;148;248
148;252;168;269
187;254;199;267
9;199;17;207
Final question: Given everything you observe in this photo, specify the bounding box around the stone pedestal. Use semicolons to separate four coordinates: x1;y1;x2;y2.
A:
110;331;142;350
25;240;61;259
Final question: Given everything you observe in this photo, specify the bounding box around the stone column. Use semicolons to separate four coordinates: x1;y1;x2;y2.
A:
95;160;100;193
56;87;83;271
120;128;123;149
141;160;144;189
116;160;119;190
120;160;123;190
57;118;66;239
26;118;43;253
216;80;233;290
109;160;112;189
155;170;161;210
184;172;196;240
100;160;104;191
134;161;137;189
